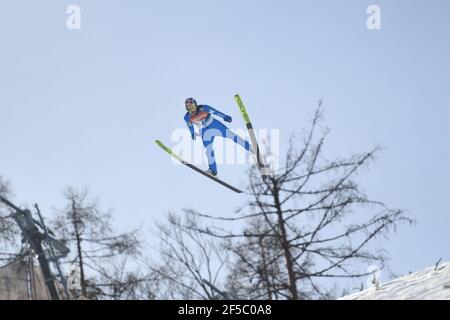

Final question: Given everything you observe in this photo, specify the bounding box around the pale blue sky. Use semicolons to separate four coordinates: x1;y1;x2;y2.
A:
1;0;449;285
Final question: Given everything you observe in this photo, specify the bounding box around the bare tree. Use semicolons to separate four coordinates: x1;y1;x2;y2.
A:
184;104;412;300
224;216;289;300
52;187;143;299
0;175;20;262
148;211;229;299
86;256;158;300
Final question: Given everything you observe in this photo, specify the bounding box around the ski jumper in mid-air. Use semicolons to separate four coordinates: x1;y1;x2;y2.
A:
184;97;253;176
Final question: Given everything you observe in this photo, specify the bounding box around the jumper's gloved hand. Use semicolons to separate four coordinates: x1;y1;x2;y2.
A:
191;133;196;140
224;115;232;123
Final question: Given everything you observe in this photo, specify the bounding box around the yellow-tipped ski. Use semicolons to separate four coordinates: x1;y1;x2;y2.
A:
234;94;251;125
234;94;271;179
155;140;183;162
155;139;242;193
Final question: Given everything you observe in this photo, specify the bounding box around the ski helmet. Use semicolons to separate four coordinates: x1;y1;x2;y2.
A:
185;97;197;113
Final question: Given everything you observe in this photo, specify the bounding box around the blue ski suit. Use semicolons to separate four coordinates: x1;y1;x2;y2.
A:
184;104;252;174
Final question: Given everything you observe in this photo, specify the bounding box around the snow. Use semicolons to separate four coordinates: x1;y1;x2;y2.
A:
339;261;450;300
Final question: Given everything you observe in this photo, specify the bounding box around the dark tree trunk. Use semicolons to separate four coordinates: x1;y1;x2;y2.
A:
72;200;87;297
272;180;298;300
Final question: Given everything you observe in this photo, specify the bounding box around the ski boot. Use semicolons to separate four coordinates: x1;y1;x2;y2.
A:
205;169;218;177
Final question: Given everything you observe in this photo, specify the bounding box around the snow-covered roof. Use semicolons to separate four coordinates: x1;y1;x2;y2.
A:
0;255;71;300
0;257;51;300
339;261;450;300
